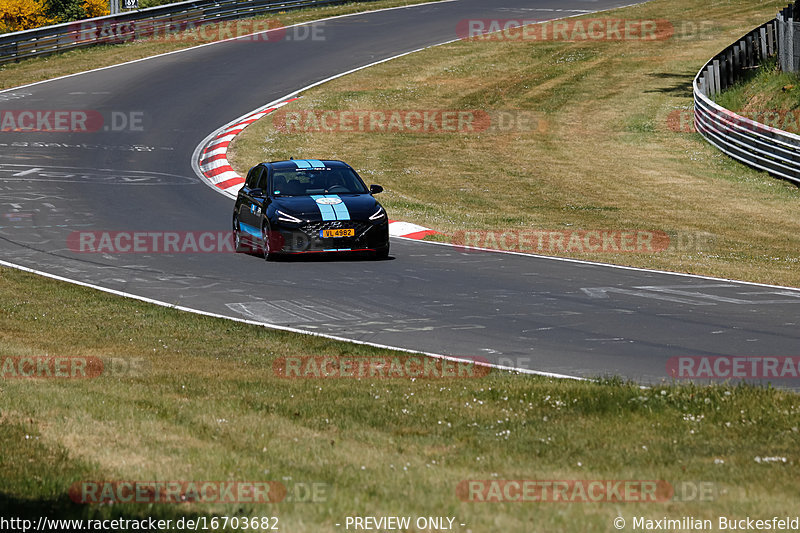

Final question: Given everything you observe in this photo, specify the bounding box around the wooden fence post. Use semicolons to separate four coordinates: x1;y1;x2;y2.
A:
706;64;716;98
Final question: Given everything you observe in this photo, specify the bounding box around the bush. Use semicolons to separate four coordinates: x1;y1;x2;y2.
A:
0;0;55;32
44;0;86;23
83;0;109;18
0;0;110;33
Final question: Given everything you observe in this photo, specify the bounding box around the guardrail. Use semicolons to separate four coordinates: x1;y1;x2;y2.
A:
0;0;377;65
693;14;800;186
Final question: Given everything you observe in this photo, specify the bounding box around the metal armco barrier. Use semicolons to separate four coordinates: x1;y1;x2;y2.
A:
0;0;378;65
694;8;800;186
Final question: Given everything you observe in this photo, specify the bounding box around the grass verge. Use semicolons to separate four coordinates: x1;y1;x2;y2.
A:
716;57;800;117
1;266;800;531
229;0;800;288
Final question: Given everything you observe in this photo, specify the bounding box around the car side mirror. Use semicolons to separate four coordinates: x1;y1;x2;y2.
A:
250;188;264;198
370;184;383;194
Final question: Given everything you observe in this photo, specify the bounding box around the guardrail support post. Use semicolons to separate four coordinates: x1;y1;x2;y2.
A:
726;48;734;86
793;20;800;70
738;39;747;69
767;22;772;56
778;13;786;70
756;30;762;62
785;15;795;71
706;65;716;98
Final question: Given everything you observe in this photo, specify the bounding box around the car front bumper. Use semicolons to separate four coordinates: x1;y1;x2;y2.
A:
270;219;389;254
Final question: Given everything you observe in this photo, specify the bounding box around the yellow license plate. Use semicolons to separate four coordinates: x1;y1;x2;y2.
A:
321;228;354;238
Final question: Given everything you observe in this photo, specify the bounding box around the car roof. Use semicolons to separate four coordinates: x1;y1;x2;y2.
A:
264;159;350;171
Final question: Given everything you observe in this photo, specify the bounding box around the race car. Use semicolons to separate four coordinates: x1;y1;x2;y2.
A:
232;159;390;259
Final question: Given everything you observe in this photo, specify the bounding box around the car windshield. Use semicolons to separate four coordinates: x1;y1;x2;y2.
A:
272;168;369;196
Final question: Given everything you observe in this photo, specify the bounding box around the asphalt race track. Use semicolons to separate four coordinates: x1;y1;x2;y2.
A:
1;0;799;385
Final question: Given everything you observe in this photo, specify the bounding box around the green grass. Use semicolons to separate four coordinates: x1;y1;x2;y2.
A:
1;266;800;531
230;0;800;288
717;57;800;122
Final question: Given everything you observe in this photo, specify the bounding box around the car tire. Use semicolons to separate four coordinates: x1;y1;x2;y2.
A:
262;222;274;261
232;215;248;253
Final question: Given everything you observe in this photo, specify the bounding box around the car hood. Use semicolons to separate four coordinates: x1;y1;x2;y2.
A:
272;194;382;221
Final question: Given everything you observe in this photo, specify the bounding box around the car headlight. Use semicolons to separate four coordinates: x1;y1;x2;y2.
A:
276;210;302;224
369;206;387;222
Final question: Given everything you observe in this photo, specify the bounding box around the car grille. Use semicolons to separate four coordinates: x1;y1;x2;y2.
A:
300;221;371;239
276;221;375;252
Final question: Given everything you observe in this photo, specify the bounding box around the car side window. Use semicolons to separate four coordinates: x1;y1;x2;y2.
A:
255;167;268;191
245;166;260;189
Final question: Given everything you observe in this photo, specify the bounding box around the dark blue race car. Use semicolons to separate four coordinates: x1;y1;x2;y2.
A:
232;159;389;259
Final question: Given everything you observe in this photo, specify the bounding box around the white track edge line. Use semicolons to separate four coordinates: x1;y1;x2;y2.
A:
0;258;584;381
395;236;800;292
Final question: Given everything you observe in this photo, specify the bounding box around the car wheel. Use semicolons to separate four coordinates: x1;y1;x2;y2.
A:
232;215;247;253
262;223;274;261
